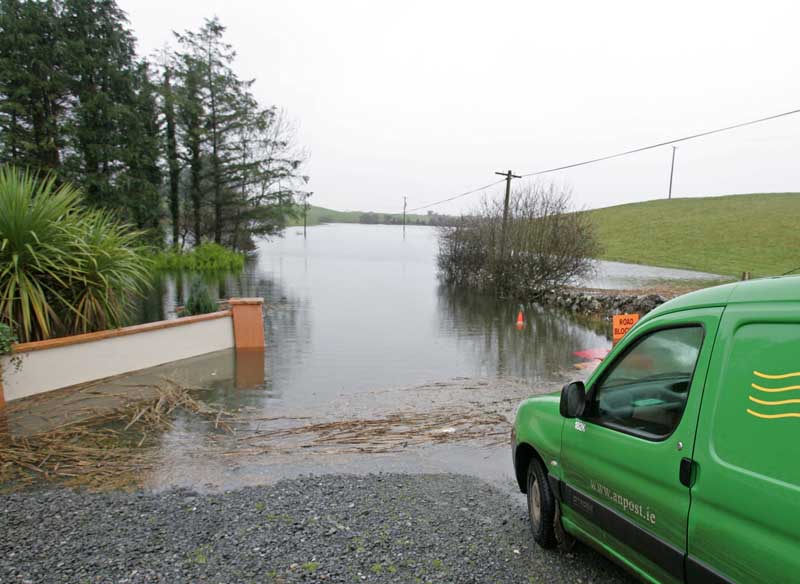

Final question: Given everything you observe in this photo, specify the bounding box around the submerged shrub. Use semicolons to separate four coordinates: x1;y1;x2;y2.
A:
152;242;245;272
182;278;217;316
437;182;600;298
0;166;152;342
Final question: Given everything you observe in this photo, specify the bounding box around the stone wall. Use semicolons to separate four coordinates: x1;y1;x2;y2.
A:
540;288;667;321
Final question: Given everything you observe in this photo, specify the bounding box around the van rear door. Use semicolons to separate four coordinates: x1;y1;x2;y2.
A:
688;304;800;584
560;307;723;584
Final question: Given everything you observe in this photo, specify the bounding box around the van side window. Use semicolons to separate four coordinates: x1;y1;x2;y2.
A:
590;326;704;439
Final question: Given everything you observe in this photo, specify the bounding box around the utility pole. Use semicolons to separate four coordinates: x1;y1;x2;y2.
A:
494;169;521;259
668;146;677;199
402;196;407;239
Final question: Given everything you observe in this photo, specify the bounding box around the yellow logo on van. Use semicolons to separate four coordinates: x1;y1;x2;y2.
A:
747;371;800;419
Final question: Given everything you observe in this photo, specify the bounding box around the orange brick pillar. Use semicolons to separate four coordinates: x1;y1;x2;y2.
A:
229;298;265;350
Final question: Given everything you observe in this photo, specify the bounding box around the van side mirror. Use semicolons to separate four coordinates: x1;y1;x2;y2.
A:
560;381;586;418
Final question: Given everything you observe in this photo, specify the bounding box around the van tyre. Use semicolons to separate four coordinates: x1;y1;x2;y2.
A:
526;457;557;549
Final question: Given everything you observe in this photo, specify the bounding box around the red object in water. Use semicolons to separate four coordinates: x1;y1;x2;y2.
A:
516;310;524;329
573;348;610;361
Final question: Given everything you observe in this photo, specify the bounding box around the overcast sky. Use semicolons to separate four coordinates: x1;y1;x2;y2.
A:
119;0;800;215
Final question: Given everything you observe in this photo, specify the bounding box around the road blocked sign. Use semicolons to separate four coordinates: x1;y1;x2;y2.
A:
612;313;640;344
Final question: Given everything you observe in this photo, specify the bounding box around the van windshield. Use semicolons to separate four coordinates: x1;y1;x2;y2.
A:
592;326;704;439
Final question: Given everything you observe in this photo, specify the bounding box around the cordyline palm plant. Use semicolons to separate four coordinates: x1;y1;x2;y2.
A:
0;166;152;342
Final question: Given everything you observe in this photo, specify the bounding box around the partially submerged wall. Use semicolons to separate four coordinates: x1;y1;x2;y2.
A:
0;297;266;405
1;311;234;402
539;288;667;321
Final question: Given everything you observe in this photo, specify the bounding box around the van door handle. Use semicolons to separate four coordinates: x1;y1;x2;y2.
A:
679;457;694;487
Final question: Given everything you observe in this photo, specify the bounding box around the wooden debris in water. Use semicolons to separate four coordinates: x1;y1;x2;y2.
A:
1;378;520;492
0;380;232;491
227;399;514;456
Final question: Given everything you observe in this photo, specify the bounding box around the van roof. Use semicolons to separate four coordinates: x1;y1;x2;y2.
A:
644;275;800;320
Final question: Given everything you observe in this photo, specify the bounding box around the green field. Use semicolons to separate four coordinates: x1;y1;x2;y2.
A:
287;205;436;227
587;193;800;277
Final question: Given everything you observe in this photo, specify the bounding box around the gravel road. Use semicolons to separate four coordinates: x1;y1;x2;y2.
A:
1;473;633;584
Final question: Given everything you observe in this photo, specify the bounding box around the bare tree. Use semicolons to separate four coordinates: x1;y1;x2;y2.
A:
437;182;600;298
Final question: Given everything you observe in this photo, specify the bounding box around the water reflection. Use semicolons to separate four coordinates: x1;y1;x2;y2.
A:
437;285;610;384
131;272;169;324
133;225;634;408
235;349;266;389
136;265;311;409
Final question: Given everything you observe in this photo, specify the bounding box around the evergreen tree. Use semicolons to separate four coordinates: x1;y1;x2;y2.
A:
118;61;162;239
60;0;139;205
0;0;67;170
173;17;305;249
161;63;181;248
175;53;205;243
232;105;304;248
176;17;251;244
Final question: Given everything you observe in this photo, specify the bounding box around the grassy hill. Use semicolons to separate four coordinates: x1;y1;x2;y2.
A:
287;205;437;227
587;193;800;277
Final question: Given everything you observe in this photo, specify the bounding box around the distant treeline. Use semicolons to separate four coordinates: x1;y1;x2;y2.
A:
349;212;455;226
288;204;456;227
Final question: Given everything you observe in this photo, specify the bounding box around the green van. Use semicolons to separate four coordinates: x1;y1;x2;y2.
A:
511;277;800;584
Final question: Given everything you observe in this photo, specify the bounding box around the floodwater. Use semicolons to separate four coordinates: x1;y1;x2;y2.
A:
136;225;610;407
4;225;724;492
574;259;724;289
134;224;722;408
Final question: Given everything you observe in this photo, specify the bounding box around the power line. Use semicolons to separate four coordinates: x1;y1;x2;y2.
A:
407;179;506;213
407;106;800;213
519;107;800;178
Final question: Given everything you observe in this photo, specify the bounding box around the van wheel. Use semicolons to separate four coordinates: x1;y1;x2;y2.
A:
526;457;557;549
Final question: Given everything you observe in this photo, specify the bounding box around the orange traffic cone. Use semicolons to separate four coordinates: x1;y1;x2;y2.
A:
516;310;525;330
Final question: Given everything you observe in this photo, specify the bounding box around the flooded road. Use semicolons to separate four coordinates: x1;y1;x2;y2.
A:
3;224;721;492
136;224;722;407
138;225;618;407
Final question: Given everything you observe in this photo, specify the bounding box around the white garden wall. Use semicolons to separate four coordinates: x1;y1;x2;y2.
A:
1;311;234;402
